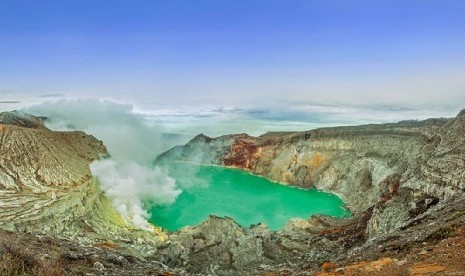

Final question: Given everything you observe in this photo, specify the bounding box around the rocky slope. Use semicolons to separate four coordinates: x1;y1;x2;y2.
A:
0;111;108;233
0;111;182;275
1;110;465;275
156;110;465;274
160;111;465;238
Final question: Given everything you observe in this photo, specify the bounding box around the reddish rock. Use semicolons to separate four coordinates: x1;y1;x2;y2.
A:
410;263;447;275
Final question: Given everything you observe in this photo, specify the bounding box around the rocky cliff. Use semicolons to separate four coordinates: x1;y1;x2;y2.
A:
1;110;465;275
0;111;180;275
0;111;113;235
160;111;465;238
155;110;465;275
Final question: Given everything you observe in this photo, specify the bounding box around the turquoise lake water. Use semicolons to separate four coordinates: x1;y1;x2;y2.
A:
149;163;349;231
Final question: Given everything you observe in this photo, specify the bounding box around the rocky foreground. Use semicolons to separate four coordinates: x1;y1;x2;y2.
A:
1;110;465;275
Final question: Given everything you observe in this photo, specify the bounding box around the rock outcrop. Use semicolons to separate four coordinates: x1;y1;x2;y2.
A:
0;111;166;259
0;111;112;235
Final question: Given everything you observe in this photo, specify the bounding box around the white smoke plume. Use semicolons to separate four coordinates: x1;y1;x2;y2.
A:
26;98;181;230
90;159;179;230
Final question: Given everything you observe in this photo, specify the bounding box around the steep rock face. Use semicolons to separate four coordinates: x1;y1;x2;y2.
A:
0;111;189;274
0;112;133;243
157;133;238;164
160;111;465;238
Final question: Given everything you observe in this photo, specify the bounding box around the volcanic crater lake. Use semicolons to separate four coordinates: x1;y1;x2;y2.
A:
149;163;350;231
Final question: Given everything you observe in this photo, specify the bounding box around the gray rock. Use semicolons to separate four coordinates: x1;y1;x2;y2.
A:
93;261;105;271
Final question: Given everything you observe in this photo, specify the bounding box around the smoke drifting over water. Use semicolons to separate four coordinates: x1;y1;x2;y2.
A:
90;159;179;230
26;99;181;230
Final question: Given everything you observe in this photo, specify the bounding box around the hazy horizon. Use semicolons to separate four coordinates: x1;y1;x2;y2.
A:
1;1;465;137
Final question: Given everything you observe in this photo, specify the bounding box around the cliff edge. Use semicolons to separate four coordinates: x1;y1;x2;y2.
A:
1;110;465;275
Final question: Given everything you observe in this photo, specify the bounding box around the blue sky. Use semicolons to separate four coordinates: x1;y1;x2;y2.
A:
1;0;465;135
